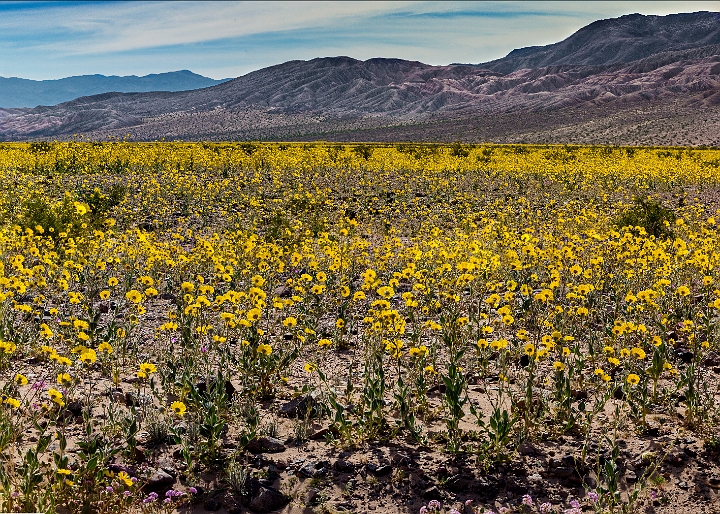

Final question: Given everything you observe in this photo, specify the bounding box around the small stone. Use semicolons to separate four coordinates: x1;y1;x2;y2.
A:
702;351;720;367
107;464;136;477
678;481;689;489
274;285;292;298
334;459;355;473
279;394;313;419
145;468;175;490
391;452;415;467
66;400;83;417
298;461;328;478
708;477;720;489
125;391;152;407
248;486;289;512
626;470;637;483
582;474;597;489
246;436;286;454
552;467;575;478
518;442;537;456
366;463;392;476
194;379;236;400
305;487;320;505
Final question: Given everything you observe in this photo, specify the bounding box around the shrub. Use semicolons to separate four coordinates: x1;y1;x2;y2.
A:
614;197;675;239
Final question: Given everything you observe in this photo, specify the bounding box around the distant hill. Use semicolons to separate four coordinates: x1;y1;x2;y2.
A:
478;11;720;73
0;12;718;146
0;70;229;108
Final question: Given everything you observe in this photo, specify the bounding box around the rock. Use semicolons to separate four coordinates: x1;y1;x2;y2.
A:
107;464;136;477
625;470;637;483
145;468;175;490
582;474;597;489
518;442;537;456
246;436;286;454
274;285;292;298
366;463;392;476
708;477;720;489
305;487;321;505
195;379;236;400
552;467;575;478
678;481;689;489
561;454;576;467
279;394;314;419
66;400;83;417
310;425;340;440
125;391;152;407
571;389;589;401
334;459;355;473
702;351;720;367
391;452;415;467
666;451;685;466
298;461;328;478
248;486;289;512
444;474;472;492
111;388;125;403
422;486;442;500
676;348;694;363
203;498;222;511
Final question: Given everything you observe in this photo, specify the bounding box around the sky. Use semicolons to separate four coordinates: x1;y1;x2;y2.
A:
1;1;718;80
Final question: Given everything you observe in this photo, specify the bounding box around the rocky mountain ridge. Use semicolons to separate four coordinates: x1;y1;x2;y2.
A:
0;11;718;145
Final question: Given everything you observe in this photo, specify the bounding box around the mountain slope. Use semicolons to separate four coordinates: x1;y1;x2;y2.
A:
0;11;718;145
0;70;229;108
480;11;720;73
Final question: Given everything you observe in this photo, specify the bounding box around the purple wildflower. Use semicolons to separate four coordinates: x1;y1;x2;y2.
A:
522;494;534;506
188;486;198;494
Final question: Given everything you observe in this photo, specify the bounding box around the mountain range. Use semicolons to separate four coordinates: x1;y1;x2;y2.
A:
0;71;228;108
1;11;718;145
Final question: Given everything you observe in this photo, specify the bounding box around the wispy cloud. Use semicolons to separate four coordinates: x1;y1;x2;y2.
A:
0;1;717;80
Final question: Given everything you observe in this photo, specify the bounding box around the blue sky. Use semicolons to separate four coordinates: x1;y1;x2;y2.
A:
1;1;717;80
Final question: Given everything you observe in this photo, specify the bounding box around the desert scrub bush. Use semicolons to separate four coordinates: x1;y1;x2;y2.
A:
614;197;676;238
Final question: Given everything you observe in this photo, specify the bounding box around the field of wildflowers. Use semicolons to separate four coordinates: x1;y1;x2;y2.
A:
2;141;720;513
